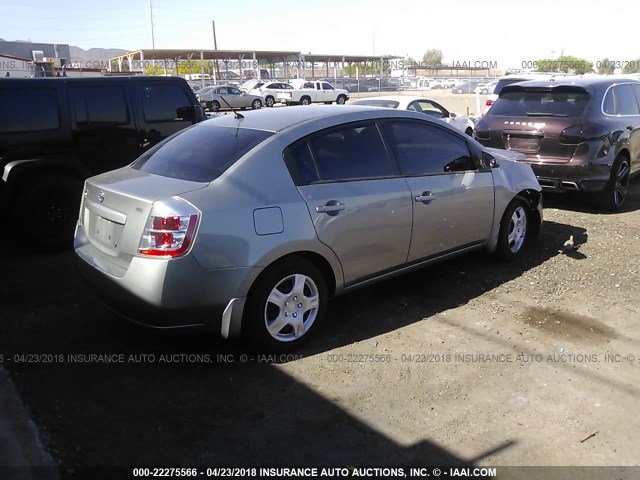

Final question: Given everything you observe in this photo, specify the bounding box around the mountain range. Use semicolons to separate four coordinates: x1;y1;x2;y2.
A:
0;38;129;63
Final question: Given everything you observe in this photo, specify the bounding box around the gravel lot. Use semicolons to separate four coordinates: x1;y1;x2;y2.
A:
0;125;638;474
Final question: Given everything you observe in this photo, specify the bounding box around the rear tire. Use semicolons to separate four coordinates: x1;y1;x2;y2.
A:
211;100;220;112
243;257;327;353
496;199;531;261
13;173;84;251
599;155;630;211
300;96;311;106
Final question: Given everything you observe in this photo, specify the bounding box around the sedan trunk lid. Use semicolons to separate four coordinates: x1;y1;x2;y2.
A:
81;167;208;259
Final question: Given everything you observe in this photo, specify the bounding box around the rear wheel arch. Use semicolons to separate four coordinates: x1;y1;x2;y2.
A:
249;251;338;301
241;252;337;351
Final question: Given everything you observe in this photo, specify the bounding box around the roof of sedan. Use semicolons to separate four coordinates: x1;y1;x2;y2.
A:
201;105;408;132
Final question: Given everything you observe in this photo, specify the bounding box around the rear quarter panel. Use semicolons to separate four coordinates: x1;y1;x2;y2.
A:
179;132;345;294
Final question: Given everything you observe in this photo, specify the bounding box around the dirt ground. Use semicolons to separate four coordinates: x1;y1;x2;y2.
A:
0;121;639;476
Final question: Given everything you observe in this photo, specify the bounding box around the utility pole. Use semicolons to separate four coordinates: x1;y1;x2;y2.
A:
212;20;220;82
149;0;155;49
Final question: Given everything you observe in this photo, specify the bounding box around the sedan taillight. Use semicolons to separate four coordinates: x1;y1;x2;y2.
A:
138;198;200;258
485;99;495;108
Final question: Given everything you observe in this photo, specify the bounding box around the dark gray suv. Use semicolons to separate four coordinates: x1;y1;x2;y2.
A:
0;76;203;249
475;76;640;210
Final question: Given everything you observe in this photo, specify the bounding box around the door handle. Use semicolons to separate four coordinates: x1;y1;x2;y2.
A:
415;191;437;202
316;202;345;214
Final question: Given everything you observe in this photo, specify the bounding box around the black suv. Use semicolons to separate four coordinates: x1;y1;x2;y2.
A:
475;77;640;210
0;76;204;249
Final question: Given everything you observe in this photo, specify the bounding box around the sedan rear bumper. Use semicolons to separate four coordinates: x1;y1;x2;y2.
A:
75;225;260;334
76;254;224;332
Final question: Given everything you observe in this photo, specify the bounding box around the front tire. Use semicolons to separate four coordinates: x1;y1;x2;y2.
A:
336;95;347;105
211;100;220;112
265;96;275;107
251;98;262;109
244;258;327;352
599;155;630;211
496;199;530;261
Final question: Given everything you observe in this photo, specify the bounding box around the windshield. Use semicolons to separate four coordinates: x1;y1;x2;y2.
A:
489;87;590;117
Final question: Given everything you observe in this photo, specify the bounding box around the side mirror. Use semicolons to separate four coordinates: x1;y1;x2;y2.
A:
176;106;196;121
480;152;499;169
449;112;457;118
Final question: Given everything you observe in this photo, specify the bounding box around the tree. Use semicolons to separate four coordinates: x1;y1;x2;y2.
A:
622;59;640;74
422;49;443;67
144;64;165;76
534;55;593;75
597;58;615;75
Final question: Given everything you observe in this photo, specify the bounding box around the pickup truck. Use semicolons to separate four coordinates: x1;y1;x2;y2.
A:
277;80;349;105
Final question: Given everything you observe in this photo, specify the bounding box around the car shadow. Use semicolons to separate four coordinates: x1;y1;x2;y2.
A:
0;255;515;468
542;176;640;214
299;219;586;356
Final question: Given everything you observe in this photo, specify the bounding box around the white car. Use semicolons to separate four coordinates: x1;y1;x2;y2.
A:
350;95;475;136
247;81;295;107
475;81;497;95
430;79;446;89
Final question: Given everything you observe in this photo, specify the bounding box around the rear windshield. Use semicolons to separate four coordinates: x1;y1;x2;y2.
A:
489;87;590;118
352;100;400;108
133;125;273;182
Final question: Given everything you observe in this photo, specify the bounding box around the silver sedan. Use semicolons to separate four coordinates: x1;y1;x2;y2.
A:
74;106;542;351
196;84;263;111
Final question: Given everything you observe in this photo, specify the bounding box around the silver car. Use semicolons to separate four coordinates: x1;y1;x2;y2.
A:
74;106;543;351
196;85;263;111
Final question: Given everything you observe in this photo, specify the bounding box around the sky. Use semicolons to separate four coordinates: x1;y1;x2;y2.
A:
2;0;639;69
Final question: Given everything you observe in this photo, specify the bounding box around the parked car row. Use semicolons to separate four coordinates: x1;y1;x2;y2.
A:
6;73;638;353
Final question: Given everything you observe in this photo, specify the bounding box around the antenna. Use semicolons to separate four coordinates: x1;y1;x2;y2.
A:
219;96;244;119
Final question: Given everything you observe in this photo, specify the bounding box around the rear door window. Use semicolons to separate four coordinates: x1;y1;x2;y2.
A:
308;122;394;182
141;84;192;122
133;125;273;182
72;85;129;125
284;122;396;184
0;88;59;132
